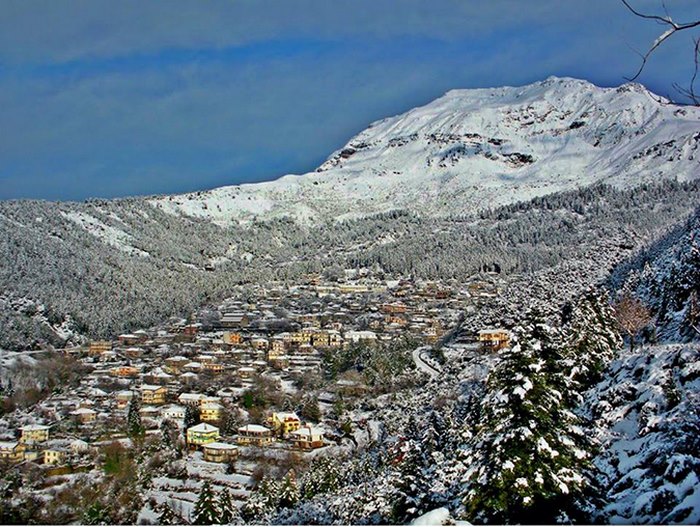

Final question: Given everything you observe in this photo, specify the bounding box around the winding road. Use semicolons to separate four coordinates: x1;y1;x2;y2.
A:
412;345;441;378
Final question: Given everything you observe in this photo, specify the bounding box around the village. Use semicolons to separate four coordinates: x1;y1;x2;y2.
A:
0;271;511;521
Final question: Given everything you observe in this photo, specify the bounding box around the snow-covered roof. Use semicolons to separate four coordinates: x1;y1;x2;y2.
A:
272;411;300;421
140;384;164;391
178;393;204;401
71;408;96;415
20;424;50;431
290;426;323;438
188;423;219;433
203;442;238;450
238;424;270;433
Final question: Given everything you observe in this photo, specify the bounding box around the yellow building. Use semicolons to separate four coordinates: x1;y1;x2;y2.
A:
19;424;50;444
71;408;97;423
478;329;511;351
0;442;25;463
222;332;242;345
268;340;286;361
203;362;224;374
43;449;65;465
186;423;220;448
202;442;238;463
289;426;325;450
291;330;314;346
268;412;302;435
111;365;140;378
237;424;274;446
200;403;222;423
164;356;189;374
141;385;167;405
327;331;343;348
311;331;330;348
88;340;112;357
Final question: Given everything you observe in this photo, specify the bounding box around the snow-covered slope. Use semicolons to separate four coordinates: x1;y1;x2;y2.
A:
610;205;700;342
586;343;700;524
150;77;700;224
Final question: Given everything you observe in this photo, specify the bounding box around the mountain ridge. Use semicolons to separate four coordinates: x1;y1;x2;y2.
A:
147;76;700;224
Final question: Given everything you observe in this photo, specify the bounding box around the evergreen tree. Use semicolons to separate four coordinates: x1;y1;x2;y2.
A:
192;481;219;525
219;406;240;436
421;410;448;457
241;476;279;521
300;395;322;422
278;470;300;509
82;502;111;525
184;404;201;431
404;414;421;442
127;397;145;439
217;488;235;524
564;289;622;387
160;418;178;450
389;438;426;522
460;320;591;524
157;501;176;526
301;457;342;499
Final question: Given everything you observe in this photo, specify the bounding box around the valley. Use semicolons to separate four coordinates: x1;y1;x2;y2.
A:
0;77;699;525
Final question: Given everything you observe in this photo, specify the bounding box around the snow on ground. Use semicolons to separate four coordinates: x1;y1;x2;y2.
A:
585;343;700;524
60;211;150;257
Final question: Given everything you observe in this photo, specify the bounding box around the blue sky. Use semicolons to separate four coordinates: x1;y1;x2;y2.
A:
1;0;699;201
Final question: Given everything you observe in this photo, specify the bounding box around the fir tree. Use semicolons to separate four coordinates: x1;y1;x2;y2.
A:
241;476;279;522
192;481;219;525
278;470;300;509
127;397;145;439
217;488;235;524
460;319;591;524
219;406;240;436
301;457;342;499
157;501;176;526
160;418;178;450
564;289;622;387
184;404;201;431
389;438;426;522
421;410;448;457
300;395;322;422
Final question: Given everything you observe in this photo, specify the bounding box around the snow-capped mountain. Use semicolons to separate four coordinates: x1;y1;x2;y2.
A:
150;77;700;224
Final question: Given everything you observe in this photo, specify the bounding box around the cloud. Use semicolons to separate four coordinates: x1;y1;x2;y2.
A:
0;0;698;200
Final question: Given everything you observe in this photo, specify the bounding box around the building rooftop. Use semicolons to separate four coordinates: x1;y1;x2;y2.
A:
188;423;219;433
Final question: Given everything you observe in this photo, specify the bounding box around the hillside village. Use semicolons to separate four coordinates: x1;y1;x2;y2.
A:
0;271;509;522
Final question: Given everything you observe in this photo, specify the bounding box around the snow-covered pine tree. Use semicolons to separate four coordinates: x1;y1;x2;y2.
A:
278;470;300;509
219;406;241;436
160;418;179;451
157;500;176;526
460;319;591;524
241;475;280;522
300;395;322;422
301;456;342;499
421;410;448;457
217;488;235;524
184;404;200;431
127;397;145;439
564;288;622;388
388;438;427;522
192;481;219;525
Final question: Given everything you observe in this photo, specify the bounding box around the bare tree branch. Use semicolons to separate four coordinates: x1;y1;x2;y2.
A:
621;0;700;104
671;37;700;105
